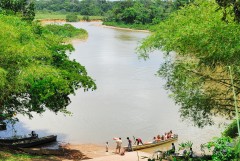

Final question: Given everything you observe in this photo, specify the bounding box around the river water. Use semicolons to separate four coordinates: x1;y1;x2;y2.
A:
1;22;226;152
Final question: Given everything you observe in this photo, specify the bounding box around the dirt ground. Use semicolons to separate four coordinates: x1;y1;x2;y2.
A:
58;143;151;161
61;143;115;160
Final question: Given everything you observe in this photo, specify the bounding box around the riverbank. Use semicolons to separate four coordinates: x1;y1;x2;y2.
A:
101;24;149;33
39;19;150;33
60;143;151;161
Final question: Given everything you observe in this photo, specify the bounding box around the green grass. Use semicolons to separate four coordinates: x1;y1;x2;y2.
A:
35;12;104;21
35;12;66;20
0;149;49;161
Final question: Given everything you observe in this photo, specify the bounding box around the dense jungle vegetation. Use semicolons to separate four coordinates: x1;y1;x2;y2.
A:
34;0;191;29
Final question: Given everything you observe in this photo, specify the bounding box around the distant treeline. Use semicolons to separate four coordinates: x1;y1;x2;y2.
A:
104;0;191;27
34;0;114;16
34;0;191;28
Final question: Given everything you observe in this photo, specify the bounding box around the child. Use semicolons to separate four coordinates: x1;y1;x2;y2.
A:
106;142;109;152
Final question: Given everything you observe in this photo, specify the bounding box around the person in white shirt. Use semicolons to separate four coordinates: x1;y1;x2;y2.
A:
115;137;122;154
105;142;109;152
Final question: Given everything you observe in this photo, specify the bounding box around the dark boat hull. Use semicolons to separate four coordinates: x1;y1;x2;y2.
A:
1;135;57;148
0;122;6;131
0;136;38;144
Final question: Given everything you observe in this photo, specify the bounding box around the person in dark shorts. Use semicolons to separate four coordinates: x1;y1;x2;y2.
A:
127;137;132;151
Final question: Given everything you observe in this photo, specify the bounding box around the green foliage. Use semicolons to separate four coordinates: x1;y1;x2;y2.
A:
215;0;240;22
178;141;193;151
223;119;240;138
34;0;114;16
43;24;88;39
138;0;240;127
35;11;104;21
0;148;50;160
66;13;79;22
0;14;96;121
235;138;240;159
205;137;236;161
0;0;35;21
104;0;192;29
82;15;90;21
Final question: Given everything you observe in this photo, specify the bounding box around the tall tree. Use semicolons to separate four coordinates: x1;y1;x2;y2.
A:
138;0;240;127
0;14;96;122
0;0;35;21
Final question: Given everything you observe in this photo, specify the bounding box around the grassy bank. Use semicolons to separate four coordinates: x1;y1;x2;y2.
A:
44;24;88;40
0;148;49;161
35;12;103;21
102;21;151;31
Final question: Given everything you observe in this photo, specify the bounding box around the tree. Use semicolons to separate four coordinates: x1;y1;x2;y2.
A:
0;0;35;21
215;0;240;22
138;0;240;127
0;14;96;122
104;0;177;26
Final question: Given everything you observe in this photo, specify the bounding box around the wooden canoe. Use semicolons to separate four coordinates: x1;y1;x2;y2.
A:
0;135;38;144
124;135;178;151
0;122;6;131
1;135;57;148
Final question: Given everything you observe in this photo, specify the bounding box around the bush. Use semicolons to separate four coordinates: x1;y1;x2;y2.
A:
66;13;79;22
82;15;90;21
43;24;87;39
205;137;236;161
223;119;240;138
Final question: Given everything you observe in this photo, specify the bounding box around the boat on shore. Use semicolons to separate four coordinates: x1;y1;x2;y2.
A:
124;135;178;151
0;135;57;148
0;135;38;144
0;122;6;131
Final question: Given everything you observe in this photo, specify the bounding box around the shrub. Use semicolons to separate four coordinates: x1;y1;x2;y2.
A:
66;13;79;22
43;24;87;39
205;136;236;161
223;119;240;138
82;15;90;21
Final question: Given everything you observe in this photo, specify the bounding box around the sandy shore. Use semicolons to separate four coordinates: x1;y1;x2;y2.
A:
39;19;149;33
62;143;115;159
60;143;152;161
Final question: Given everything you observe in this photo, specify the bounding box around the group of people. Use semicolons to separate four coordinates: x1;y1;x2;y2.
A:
153;130;174;143
108;131;176;156
109;137;144;155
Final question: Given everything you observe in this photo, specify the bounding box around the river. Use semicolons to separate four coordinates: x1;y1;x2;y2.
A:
0;22;226;152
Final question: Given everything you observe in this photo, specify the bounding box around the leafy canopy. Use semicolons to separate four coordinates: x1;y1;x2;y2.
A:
0;0;35;21
139;0;240;127
0;14;96;121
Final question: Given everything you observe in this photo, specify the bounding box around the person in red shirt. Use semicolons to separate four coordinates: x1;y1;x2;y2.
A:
135;138;143;145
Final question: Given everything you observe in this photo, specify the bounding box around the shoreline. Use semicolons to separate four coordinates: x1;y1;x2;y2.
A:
59;143;152;161
101;24;149;33
38;19;150;33
61;143;115;159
